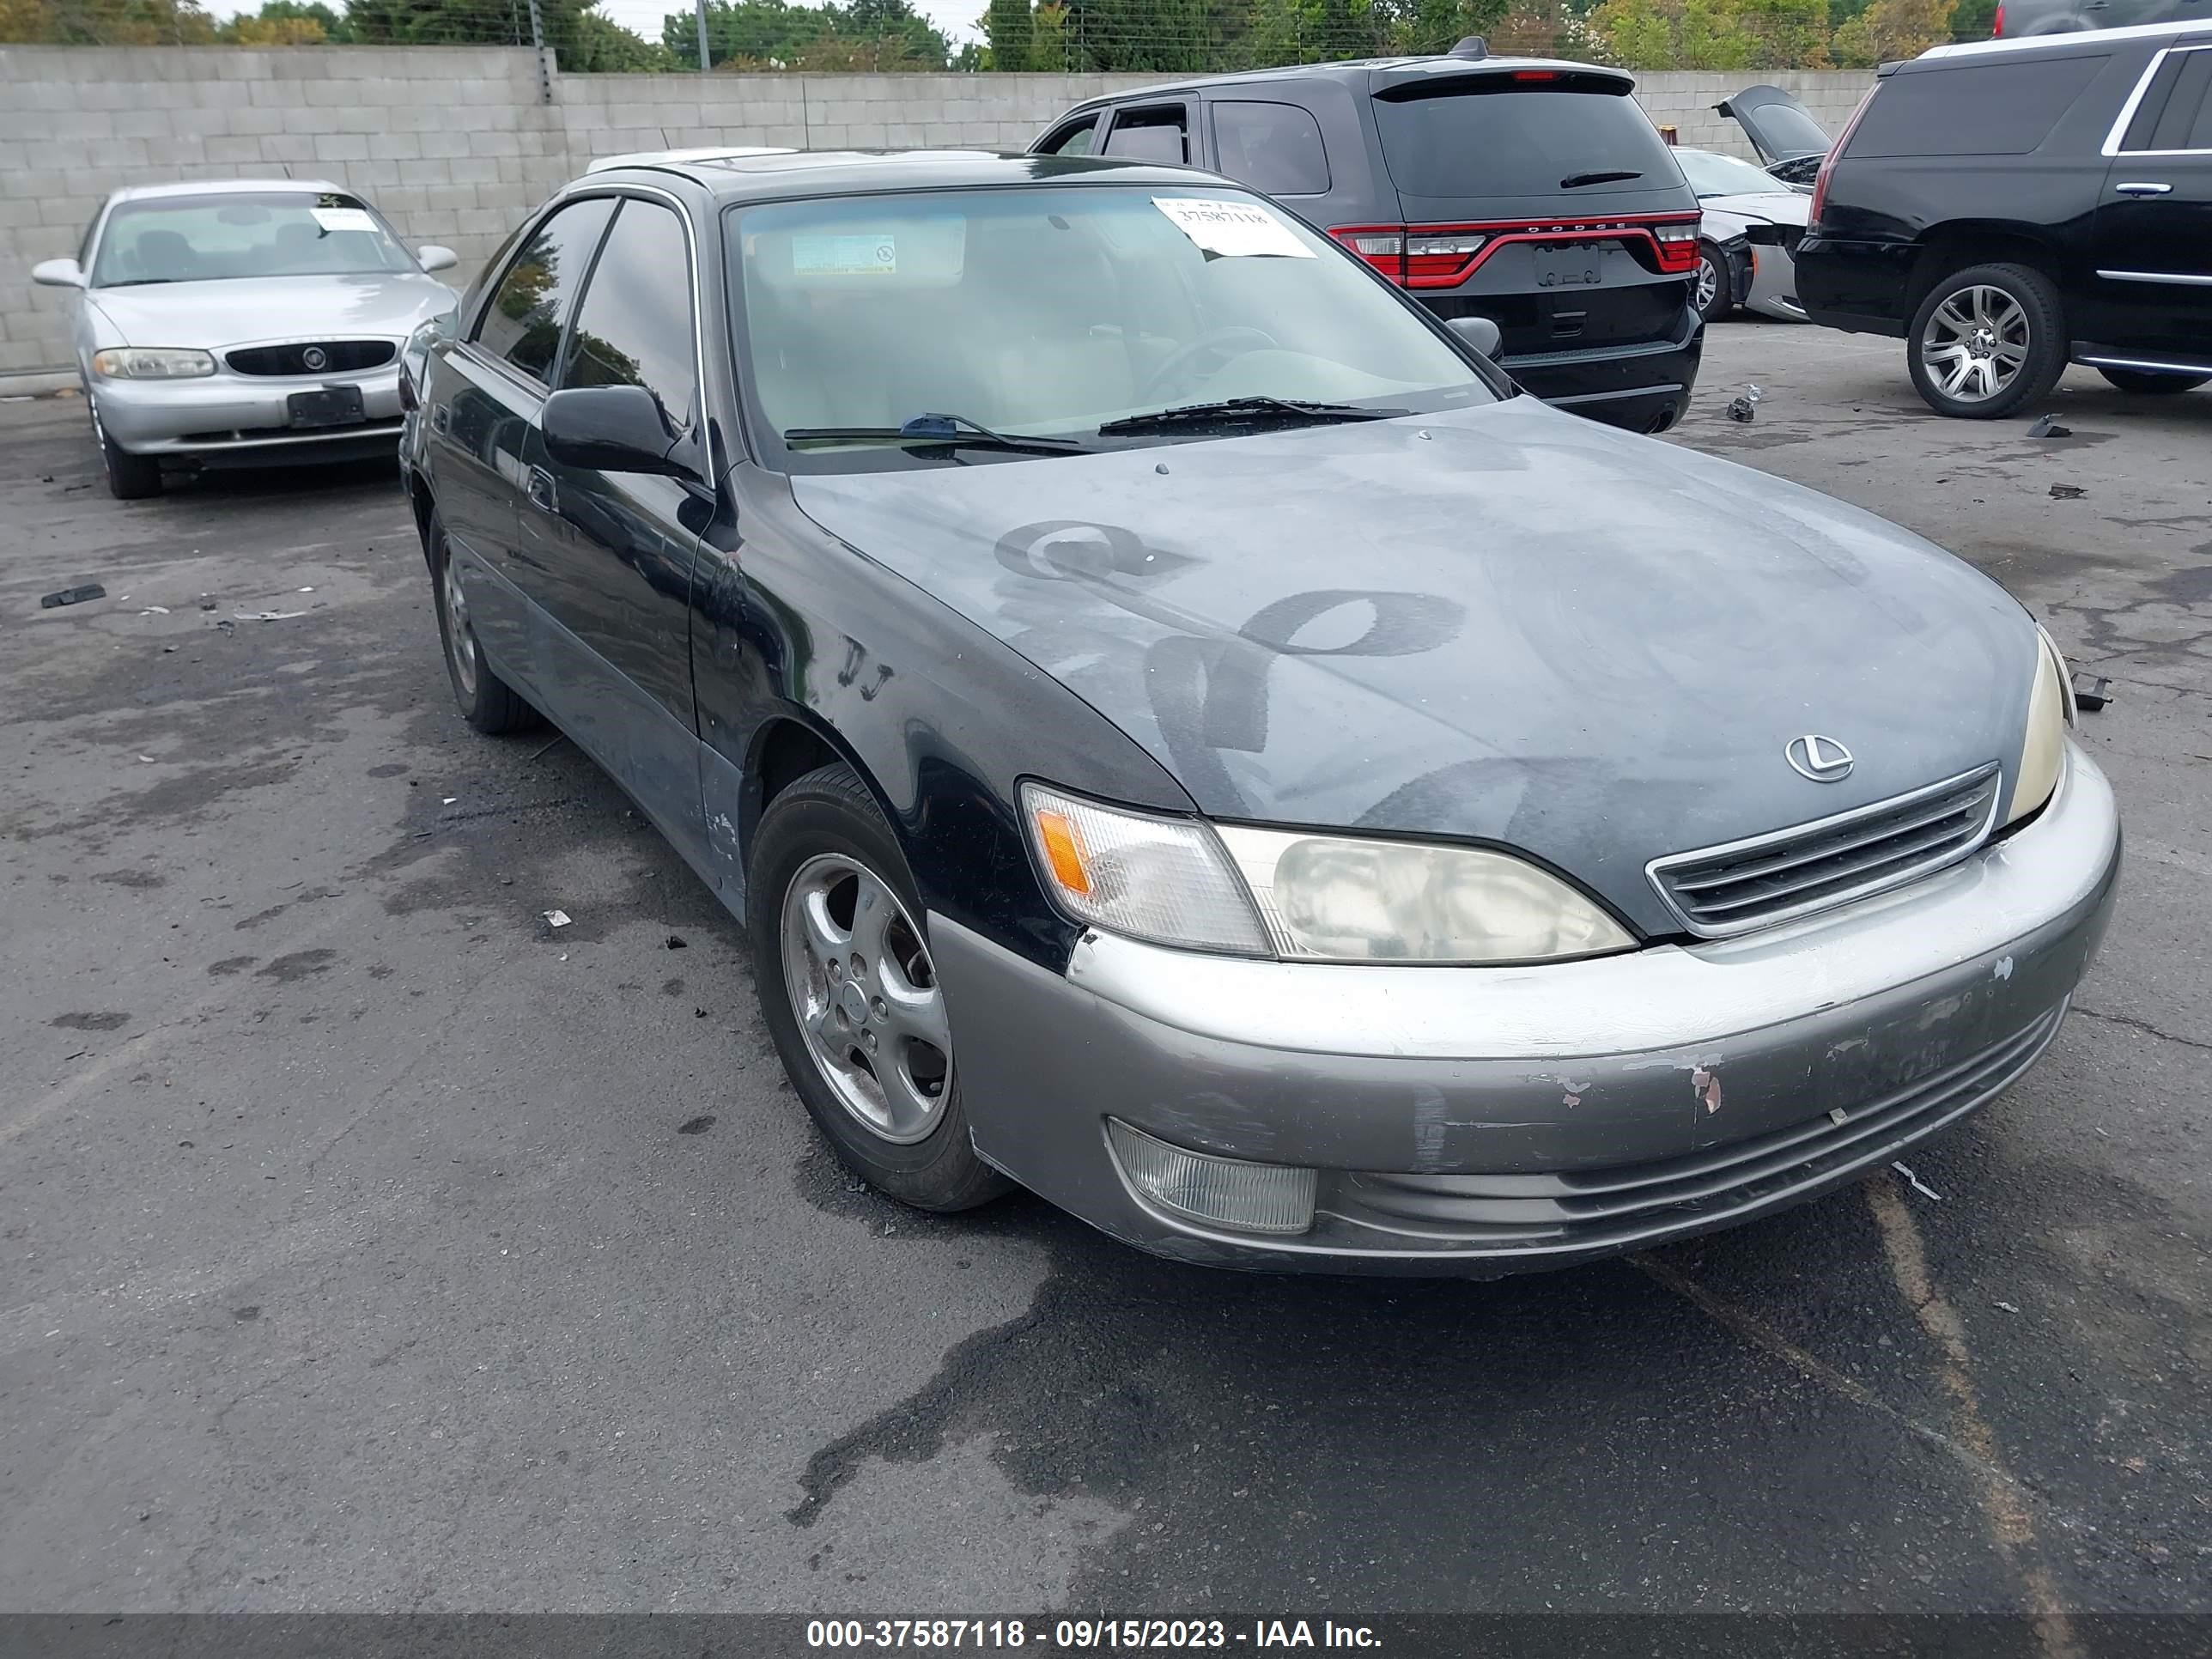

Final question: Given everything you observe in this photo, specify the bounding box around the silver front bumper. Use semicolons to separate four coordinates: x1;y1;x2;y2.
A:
933;743;2121;1273
92;365;404;456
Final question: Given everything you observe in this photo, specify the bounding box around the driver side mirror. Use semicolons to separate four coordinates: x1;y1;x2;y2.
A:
416;245;459;274
1448;315;1502;359
32;258;86;289
542;385;698;481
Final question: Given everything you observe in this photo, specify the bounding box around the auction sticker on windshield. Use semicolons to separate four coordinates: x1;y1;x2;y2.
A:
793;234;899;276
311;207;378;234
1153;197;1313;259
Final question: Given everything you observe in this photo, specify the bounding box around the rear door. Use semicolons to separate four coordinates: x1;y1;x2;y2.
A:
1100;102;1199;166
2092;41;2212;360
431;194;617;680
518;191;711;841
1363;68;1701;359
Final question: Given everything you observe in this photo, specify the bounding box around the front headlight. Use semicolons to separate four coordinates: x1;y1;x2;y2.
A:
2006;626;2075;826
92;347;216;380
1022;783;1633;964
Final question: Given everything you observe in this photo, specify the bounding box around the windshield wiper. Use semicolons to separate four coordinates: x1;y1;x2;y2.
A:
1560;170;1644;189
102;278;179;287
1095;396;1407;436
782;412;1089;454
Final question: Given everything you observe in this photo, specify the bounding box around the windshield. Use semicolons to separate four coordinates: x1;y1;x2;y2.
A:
1675;149;1788;198
91;192;414;287
728;185;1498;470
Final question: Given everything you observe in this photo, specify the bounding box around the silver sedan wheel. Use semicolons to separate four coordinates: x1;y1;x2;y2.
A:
1919;285;2031;404
441;554;479;700
1694;255;1720;314
780;851;951;1144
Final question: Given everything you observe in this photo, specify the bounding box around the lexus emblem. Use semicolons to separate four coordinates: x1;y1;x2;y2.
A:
1785;734;1855;782
301;346;328;372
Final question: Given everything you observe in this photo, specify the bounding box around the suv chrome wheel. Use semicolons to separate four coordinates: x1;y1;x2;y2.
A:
441;554;479;700
1918;285;2029;404
1694;255;1720;314
780;851;951;1144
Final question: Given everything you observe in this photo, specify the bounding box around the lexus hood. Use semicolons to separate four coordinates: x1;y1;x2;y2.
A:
88;270;456;351
789;399;2039;936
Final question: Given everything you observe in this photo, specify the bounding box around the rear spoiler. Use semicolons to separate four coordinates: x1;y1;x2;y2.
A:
1369;63;1636;102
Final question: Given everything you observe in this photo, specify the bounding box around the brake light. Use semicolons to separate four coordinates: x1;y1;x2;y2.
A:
1808;84;1878;232
1650;220;1700;274
1510;70;1559;82
1992;1;2004;33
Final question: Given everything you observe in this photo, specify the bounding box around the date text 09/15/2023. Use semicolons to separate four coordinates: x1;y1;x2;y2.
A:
805;1619;1382;1649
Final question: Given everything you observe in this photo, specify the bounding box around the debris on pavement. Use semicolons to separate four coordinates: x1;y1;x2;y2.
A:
40;583;106;609
1994;1301;2022;1315
2070;671;2112;712
1892;1161;1943;1201
138;605;169;616
677;1115;716;1135
1724;384;1763;424
543;909;572;928
136;755;155;763
2027;414;2072;439
232;609;309;622
665;934;688;951
528;733;568;762
2050;483;2087;501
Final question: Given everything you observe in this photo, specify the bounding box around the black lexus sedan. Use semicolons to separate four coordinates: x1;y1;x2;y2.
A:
400;150;2118;1275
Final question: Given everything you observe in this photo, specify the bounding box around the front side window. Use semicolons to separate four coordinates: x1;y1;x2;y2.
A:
1038;116;1101;157
1212;100;1331;197
474;196;617;386
1103;106;1190;163
728;185;1497;472
559;199;698;426
88;191;413;288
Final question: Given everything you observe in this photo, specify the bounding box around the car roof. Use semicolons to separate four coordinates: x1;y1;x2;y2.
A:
1919;20;2210;61
1054;52;1632;114
107;178;347;204
582;149;1220;203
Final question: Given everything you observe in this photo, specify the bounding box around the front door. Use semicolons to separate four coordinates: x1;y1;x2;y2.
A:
2092;43;2212;362
517;193;710;853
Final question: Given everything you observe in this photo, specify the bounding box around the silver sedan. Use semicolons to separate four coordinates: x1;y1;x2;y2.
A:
31;179;460;499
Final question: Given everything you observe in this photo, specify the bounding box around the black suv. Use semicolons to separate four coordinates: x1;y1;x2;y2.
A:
1796;24;2212;418
1034;42;1706;434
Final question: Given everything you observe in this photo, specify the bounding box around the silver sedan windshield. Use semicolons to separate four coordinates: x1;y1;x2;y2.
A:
729;185;1496;460
92;192;413;287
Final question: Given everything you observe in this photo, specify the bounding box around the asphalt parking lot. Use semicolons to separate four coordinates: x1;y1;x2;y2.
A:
3;324;2208;1629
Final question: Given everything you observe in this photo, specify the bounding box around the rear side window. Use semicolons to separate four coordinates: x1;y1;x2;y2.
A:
1038;116;1100;157
2119;47;2212;153
1850;57;2106;158
1371;83;1678;198
559;199;698;426
1103;106;1189;163
1212;100;1331;196
474;196;617;385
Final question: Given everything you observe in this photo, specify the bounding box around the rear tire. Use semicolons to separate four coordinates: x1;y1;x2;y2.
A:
92;398;161;500
428;510;538;735
1694;241;1735;324
748;761;1010;1213
1906;262;2067;420
2097;367;2209;395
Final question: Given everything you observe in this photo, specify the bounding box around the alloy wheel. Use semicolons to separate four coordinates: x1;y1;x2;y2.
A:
779;851;951;1144
1919;285;2031;404
1694;255;1720;315
441;554;479;699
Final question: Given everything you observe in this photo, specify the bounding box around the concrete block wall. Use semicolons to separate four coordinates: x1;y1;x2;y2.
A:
0;46;1875;379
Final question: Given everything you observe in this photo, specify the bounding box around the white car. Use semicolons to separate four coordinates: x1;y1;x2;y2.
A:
31;179;460;499
1680;149;1812;323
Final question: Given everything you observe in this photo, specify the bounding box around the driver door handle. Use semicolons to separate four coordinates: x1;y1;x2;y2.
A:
2114;182;2173;196
526;466;556;511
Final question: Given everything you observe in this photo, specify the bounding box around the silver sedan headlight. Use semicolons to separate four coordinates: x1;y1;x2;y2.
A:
2006;626;2076;827
92;347;216;380
1022;783;1633;964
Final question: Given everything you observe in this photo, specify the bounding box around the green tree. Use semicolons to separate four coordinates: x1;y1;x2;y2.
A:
665;0;948;69
985;0;1032;66
1830;0;1950;62
3;0;218;42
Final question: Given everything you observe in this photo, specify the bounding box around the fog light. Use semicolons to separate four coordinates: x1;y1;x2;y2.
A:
1107;1120;1316;1236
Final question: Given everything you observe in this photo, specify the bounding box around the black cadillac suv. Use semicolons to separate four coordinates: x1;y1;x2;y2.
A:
1796;23;2212;417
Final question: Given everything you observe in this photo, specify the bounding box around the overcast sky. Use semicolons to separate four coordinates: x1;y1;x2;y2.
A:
595;0;987;47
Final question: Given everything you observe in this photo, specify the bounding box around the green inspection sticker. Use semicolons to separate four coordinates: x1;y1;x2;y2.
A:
792;233;898;276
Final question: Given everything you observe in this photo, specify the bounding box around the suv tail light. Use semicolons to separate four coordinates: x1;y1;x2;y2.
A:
1992;1;2004;33
1333;216;1696;288
1650;221;1699;274
1808;85;1878;233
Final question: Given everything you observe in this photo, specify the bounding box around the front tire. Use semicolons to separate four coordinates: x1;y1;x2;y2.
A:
428;510;537;734
91;398;161;499
1907;262;2067;420
748;761;1009;1213
1694;242;1735;324
2097;367;2209;395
